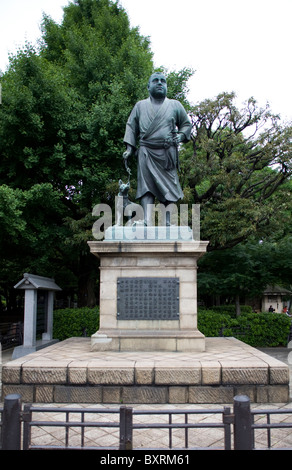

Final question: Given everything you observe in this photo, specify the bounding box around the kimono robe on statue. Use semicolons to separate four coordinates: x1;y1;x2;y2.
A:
124;97;192;203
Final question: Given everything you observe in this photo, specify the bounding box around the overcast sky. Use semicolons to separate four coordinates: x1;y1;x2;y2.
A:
0;0;291;120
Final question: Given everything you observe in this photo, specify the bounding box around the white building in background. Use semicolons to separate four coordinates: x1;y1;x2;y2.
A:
262;285;292;313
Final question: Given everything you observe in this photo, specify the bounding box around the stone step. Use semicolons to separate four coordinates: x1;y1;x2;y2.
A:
2;337;289;404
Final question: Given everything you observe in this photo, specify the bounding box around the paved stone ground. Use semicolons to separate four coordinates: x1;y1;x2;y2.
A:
1;342;292;450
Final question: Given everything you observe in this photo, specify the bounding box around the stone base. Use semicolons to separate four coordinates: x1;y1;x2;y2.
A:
2;337;289;404
12;339;59;360
91;329;206;352
88;239;209;353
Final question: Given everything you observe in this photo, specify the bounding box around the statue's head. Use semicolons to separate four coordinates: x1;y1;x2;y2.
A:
148;72;167;100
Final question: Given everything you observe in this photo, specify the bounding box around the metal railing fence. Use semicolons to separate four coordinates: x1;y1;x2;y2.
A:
1;394;292;450
252;408;292;450
22;404;122;450
131;407;233;450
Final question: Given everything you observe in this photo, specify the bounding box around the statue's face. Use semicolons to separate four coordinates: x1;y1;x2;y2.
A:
148;73;167;99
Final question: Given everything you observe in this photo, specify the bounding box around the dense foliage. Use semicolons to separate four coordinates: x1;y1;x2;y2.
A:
53;306;99;341
51;305;291;347
0;0;155;310
0;0;291;317
181;93;292;250
198;236;292;310
198;308;291;347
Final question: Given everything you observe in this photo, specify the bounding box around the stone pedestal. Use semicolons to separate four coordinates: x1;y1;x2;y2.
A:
88;239;208;352
2;337;290;404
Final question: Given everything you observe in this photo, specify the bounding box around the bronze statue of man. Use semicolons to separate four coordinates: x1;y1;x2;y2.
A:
123;72;192;225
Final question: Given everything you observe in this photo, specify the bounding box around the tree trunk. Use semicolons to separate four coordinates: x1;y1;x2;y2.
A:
215;295;221;306
78;275;98;307
235;294;241;317
77;255;99;308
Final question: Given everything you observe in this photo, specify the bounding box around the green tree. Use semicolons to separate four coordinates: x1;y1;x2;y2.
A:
0;0;192;311
199;237;292;315
180;93;292;314
0;47;79;311
198;240;275;315
180;92;292;250
0;0;155;310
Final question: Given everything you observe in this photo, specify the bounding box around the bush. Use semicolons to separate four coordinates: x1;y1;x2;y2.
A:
206;305;253;317
241;312;291;347
197;309;233;337
53;307;99;341
198;309;291;347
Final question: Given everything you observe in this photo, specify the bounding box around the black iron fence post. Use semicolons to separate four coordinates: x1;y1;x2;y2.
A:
22;404;33;450
223;406;233;450
233;395;253;450
1;394;22;450
119;406;133;450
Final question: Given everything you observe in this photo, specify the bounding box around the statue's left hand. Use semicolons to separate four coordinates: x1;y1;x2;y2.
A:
173;133;184;145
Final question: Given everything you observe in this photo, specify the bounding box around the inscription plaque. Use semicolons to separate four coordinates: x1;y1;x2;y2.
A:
117;277;179;320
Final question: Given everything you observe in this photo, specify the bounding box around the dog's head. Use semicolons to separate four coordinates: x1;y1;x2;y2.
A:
118;179;130;195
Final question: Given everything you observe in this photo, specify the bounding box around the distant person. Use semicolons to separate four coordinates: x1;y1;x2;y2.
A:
281;306;291;316
268;305;275;312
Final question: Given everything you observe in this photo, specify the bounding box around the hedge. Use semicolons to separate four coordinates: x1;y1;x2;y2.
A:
53;307;99;341
198;309;291;347
208;305;253;317
52;306;291;348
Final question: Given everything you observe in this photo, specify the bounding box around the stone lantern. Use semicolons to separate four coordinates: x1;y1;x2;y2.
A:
13;273;62;359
